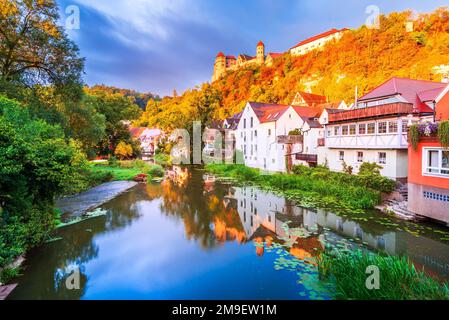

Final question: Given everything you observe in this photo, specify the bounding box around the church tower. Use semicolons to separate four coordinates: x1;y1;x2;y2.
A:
212;52;226;82
256;41;265;65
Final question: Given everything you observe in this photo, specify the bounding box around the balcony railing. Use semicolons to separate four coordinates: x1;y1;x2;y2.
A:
277;135;303;144
328;103;416;123
295;154;318;163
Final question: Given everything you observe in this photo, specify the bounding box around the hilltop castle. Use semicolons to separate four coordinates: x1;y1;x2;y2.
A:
212;28;349;82
212;41;282;82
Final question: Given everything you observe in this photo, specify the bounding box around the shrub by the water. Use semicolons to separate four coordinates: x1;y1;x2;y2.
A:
205;164;388;211
0;96;88;272
317;250;449;300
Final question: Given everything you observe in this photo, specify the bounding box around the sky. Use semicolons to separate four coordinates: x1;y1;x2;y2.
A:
57;0;449;97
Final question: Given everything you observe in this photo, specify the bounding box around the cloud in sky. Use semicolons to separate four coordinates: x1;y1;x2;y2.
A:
58;0;449;96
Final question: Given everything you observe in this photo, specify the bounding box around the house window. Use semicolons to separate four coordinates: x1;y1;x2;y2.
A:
349;125;356;135
342;125;349;135
327;128;332;137
357;151;364;163
424;149;449;176
388;121;398;133
339;151;345;161
255;130;257;137
334;126;340;136
378;152;387;165
378;122;387;134
268;129;272;136
402;120;409;133
244;119;246;129
359;123;367;135
367;123;376;134
251;117;254;128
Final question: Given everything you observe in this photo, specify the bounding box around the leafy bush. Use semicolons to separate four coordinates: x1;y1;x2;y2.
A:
359;162;382;175
0;96;88;271
205;164;381;211
438;120;449;149
145;165;165;177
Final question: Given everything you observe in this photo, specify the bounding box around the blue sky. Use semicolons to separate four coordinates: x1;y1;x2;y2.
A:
57;0;448;96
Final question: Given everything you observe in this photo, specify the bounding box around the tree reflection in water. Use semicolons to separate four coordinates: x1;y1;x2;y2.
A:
9;167;449;300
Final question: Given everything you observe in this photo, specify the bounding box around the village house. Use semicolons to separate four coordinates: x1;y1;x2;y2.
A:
289;28;349;57
407;83;449;224
129;127;162;157
234;93;327;172
319;77;448;181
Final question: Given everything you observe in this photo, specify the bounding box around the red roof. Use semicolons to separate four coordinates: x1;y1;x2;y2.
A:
359;77;446;112
257;41;264;47
293;92;327;106
292;106;324;118
129;127;146;139
291;28;348;49
226;55;236;60
267;52;282;58
248;102;291;123
216;52;225;58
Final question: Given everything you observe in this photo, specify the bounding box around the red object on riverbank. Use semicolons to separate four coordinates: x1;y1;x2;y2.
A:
134;174;148;183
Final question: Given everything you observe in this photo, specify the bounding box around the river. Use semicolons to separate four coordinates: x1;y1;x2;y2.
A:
8;167;449;300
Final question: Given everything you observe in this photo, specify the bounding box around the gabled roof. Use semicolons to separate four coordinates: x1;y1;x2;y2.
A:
238;54;255;61
226;55;236;60
317;101;345;110
291;28;348;49
291;105;323;119
267;52;282;58
359;77;447;112
129;127;146;139
226;112;242;130
208;120;225;130
292;92;327;107
248;102;291;123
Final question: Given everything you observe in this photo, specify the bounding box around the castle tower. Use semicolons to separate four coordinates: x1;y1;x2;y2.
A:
256;41;265;65
212;52;227;82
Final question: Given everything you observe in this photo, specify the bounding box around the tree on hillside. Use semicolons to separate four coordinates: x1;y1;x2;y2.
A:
84;86;143;157
0;0;84;89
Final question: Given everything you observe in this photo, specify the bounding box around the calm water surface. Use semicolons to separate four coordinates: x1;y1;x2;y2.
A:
9;167;449;300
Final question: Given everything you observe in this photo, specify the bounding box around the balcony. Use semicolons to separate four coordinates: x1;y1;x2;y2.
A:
328;103;416;123
277;135;303;144
295;154;318;163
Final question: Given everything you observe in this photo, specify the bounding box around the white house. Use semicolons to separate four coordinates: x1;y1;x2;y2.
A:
319;77;447;181
290;28;349;57
235;102;325;172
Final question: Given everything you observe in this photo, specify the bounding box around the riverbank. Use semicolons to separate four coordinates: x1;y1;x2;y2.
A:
205;164;395;214
86;160;165;187
56;181;138;218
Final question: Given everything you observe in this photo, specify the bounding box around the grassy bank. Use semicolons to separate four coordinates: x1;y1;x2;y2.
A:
86;160;165;187
205;164;394;213
317;250;449;300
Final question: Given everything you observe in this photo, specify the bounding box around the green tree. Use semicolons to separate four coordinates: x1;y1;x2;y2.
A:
0;0;84;88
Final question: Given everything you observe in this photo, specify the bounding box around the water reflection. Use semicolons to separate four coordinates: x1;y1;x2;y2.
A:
9;167;449;300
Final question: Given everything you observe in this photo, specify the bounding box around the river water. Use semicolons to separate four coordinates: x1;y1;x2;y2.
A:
8;167;449;300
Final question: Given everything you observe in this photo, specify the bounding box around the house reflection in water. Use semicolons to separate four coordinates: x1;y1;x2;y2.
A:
226;185;324;261
226;184;449;279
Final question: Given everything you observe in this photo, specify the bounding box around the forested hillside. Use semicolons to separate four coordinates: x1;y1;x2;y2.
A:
140;8;449;131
